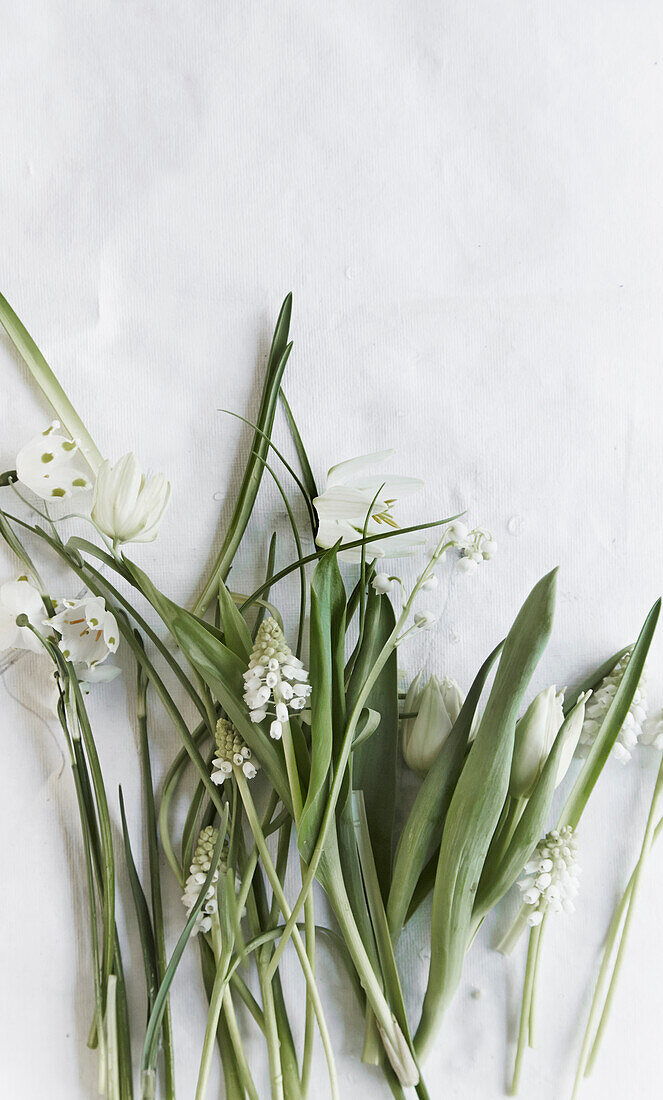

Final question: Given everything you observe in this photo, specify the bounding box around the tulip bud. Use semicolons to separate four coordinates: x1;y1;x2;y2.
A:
553;690;591;788
401;673;465;777
509;686;564;799
91;453;171;544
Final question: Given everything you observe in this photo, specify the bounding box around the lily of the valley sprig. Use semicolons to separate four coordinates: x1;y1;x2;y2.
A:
0;288;661;1100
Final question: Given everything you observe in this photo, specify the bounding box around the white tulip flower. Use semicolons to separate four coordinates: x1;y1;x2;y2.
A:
402;673;465;776
314;450;425;563
91;453;171;544
48;595;119;667
0;577;44;653
16;421;93;500
509;686;565;799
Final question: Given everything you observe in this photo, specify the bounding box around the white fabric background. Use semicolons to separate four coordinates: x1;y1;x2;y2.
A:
1;3;663;1097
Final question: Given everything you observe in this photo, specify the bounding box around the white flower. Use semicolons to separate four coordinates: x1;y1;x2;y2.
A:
313;450;425;563
413;610;437;630
243;617;312;729
91;453;171;544
372;572;394;594
402;673;464;776
0;577;44;653
518;826;580;925
181;826;222;935
640;711;663;751
421;574;439;592
48;596;119;667
446;523;496;572
576;650;647;763
510;686;565;799
16;421;93;500
76;662;122;693
212;718;258;784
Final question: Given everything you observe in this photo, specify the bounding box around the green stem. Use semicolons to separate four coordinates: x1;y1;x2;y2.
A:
235;771;339;1100
510;923;541;1095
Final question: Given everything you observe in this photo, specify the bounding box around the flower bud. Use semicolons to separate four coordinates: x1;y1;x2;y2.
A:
509;686;564;799
402;673;465;776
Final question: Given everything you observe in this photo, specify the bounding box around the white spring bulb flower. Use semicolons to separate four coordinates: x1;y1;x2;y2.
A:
212;718;258;784
446;521;496;573
372;572;394;594
181;826;222;935
640;711;663;752
313;450;426;563
0;577;44;653
16;421;93;500
509;686;565;799
518;826;580;926
91;453;171;544
576;650;647;763
48;595;119;667
401;672;464;776
244;617;312;733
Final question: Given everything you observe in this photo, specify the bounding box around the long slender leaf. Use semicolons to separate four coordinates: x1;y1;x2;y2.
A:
118;788;158;1015
560;600;660;829
279;388;319;504
193;294;293;615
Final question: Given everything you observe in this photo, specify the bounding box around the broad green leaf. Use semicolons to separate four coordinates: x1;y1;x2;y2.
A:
415;569;557;1059
473;695;586;920
387;640;503;937
298;547;346;864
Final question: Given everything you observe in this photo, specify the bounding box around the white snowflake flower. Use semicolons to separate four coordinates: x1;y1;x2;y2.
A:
212;717;258;784
576;650;647;763
0;577;44;653
48;595;119;668
181;826;222;935
243;618;312;731
16;421;92;500
518;826;580;926
91;453;171;544
313;450;426;563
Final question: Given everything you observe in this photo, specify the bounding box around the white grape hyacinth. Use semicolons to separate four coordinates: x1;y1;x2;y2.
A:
16;421;93;500
313;450;426;563
91;453;171;545
48;595;119;668
518;826;580;927
243;617;312;736
212;718;258;784
639;710;663;752
181;826;222;935
576;650;647;763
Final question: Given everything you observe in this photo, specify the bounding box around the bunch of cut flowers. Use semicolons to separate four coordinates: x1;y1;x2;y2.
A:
1;291;661;1099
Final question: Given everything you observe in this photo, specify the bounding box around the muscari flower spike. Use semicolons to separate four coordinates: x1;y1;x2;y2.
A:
518;825;580;927
212;717;258;785
181;826;224;935
576;650;648;763
243;617;312;737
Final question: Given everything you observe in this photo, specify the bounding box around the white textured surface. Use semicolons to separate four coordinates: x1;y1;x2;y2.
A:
1;3;663;1098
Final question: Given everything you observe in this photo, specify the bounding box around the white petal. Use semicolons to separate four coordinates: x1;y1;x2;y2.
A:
326;450;395;488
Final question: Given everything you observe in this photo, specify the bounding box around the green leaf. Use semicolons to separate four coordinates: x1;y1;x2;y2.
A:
298;546;346;864
0;291;103;471
217;576;253;661
560;599;661;829
563;646;631;714
473;694;586;920
347;589;399;898
118;788;158;1015
193;294;293;615
279;389;319;506
387;640;503;936
415;569;558;1059
123;558;290;807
